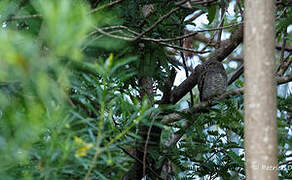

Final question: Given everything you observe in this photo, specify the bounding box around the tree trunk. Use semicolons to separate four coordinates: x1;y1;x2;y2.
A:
244;0;278;179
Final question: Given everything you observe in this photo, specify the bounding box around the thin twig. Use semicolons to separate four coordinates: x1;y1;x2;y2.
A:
200;16;228;52
82;30;124;51
133;7;180;41
158;41;210;54
188;0;219;6
202;11;227;51
280;27;288;64
278;54;292;76
6;14;42;21
279;160;292;166
117;145;163;179
94;27;134;41
87;22;241;44
87;26;210;54
165;54;193;71
86;25;139;39
226;56;243;63
85;23;240;54
133;0;190;41
276;7;287;20
143;118;155;176
165;123;189;147
180;18;194;106
236;0;244;17
192;33;217;45
84;143;101;180
185;10;205;23
90;0;124;14
142;22;242;42
216;0;226;48
201;31;217;52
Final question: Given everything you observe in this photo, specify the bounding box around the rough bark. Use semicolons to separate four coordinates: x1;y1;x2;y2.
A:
244;0;278;179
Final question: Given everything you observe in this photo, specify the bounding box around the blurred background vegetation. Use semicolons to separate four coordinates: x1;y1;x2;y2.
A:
0;0;291;179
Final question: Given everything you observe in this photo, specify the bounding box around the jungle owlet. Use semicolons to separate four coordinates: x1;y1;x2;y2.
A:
195;60;227;101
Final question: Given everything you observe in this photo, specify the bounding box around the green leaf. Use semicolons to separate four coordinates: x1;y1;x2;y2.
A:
207;5;217;25
109;56;137;75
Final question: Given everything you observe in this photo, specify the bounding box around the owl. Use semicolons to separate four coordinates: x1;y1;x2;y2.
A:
195;60;227;101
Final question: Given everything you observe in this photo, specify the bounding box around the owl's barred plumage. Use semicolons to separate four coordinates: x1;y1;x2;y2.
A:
195;60;227;101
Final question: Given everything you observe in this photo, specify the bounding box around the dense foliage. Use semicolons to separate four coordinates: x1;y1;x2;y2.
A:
0;0;291;179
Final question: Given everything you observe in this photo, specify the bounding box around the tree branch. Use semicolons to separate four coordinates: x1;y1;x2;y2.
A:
276;72;292;85
279;160;292;166
228;64;244;86
163;73;292;125
164;88;244;124
276;44;292;52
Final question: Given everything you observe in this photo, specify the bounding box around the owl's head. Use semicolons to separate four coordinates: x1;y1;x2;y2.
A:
194;64;204;74
205;60;225;71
